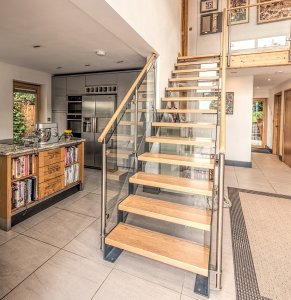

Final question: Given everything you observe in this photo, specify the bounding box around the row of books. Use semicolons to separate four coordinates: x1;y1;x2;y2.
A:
65;146;78;165
12;177;38;209
65;163;79;186
12;155;34;179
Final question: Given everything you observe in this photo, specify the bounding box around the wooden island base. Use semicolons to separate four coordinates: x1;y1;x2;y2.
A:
0;140;85;231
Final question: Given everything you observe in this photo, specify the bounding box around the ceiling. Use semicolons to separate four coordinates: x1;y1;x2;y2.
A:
227;65;291;90
0;0;146;74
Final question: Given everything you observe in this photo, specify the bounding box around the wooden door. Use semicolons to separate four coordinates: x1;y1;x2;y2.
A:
283;89;291;167
272;93;281;155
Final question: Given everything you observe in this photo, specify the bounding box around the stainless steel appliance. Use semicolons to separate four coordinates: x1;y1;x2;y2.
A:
82;95;116;168
35;123;59;145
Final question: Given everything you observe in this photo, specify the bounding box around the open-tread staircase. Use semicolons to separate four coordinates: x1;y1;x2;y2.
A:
104;54;221;297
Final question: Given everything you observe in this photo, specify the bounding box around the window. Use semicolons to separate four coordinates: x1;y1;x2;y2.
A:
231;39;256;51
257;36;287;48
13;82;40;143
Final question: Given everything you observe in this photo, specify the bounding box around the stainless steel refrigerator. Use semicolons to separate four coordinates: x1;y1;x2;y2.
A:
82;95;116;168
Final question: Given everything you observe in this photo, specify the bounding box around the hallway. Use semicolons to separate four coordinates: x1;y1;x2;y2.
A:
0;153;289;299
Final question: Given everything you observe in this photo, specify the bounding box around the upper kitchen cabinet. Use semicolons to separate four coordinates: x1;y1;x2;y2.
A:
52;77;67;112
53;77;66;97
67;75;85;95
117;72;139;103
85;73;117;86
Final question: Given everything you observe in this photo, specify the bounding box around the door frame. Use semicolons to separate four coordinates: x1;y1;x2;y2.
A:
272;92;282;155
252;98;268;148
282;88;291;162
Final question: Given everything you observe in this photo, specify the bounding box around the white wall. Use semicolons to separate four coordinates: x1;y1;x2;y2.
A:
104;0;181;101
188;0;290;55
0;61;51;139
225;75;254;163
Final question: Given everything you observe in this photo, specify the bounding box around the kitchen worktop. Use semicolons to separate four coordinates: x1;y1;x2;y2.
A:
0;138;85;156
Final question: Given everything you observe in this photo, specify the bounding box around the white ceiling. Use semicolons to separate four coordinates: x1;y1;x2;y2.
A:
227;65;291;90
0;0;146;74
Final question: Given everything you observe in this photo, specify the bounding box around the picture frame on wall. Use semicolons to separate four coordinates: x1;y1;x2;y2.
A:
257;0;291;24
228;0;249;25
226;92;234;115
200;12;222;35
200;0;219;13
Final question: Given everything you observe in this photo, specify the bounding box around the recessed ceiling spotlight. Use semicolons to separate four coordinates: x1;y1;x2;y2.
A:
96;49;106;56
56;66;62;69
267;78;271;81
33;45;41;48
116;60;124;64
85;64;91;67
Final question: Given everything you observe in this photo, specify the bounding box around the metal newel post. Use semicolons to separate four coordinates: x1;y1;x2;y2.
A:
215;153;225;289
101;140;107;251
134;87;139;171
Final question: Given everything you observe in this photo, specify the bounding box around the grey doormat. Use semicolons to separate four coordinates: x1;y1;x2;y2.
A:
228;187;291;300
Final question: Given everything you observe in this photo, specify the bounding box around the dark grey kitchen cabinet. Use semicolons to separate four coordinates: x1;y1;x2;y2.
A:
66;76;85;95
117;72;139;104
85;73;117;86
52;77;67;112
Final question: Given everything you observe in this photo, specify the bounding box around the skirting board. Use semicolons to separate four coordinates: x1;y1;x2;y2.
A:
225;160;252;168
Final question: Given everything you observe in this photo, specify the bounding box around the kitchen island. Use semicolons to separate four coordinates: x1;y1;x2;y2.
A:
0;138;85;231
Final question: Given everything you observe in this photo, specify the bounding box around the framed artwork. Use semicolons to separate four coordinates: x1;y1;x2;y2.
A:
228;0;249;25
226;92;234;114
257;0;291;24
200;0;219;13
200;12;222;35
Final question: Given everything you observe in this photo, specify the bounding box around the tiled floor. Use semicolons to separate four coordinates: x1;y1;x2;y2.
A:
0;153;289;299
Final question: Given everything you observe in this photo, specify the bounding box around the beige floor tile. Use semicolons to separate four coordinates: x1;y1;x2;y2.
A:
0;229;18;246
93;269;180;300
3;250;111;300
12;207;61;234
115;251;185;293
53;190;90;209
24;210;95;248
0;235;58;298
65;193;101;218
64;220;114;267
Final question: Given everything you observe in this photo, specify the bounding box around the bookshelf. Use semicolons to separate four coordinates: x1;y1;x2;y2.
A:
0;141;84;231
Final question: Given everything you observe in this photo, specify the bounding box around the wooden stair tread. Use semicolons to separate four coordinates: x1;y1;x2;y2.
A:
178;54;220;60
119;195;211;230
107;149;132;159
119;121;144;126
173;68;219;74
175;60;219;67
126;109;149;113
145;136;215;147
162;96;218;102
166;86;219;91
169;77;219;82
157;109;217;114
152;122;216;129
106;223;209;276
138;152;214;169
129;172;213;196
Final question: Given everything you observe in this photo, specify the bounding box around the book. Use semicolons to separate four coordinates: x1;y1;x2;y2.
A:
65;146;78;165
12;155;34;179
11;176;37;209
65;163;79;186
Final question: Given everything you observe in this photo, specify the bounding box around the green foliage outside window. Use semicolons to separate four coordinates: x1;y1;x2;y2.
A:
13;91;36;143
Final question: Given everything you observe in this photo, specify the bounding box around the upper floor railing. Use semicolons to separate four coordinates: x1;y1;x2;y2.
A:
225;0;291;68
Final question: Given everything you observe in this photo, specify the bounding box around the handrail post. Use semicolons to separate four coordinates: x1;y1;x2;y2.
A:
100;140;107;251
134;87;139;172
215;8;227;290
227;10;231;67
